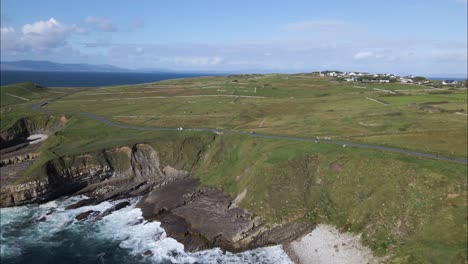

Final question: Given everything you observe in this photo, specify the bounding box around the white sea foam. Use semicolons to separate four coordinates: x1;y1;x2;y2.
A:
0;196;294;264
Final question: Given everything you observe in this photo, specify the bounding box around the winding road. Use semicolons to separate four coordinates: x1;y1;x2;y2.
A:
33;97;468;165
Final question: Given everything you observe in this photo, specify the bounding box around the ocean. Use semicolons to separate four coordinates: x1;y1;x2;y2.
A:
0;71;217;87
0;196;293;264
428;77;467;81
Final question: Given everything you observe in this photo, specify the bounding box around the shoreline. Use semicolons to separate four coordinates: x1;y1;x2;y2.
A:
283;224;386;264
283;243;302;264
0;195;295;263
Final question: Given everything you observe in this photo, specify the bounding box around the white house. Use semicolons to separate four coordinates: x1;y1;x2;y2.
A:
379;79;390;83
442;80;458;85
400;78;413;84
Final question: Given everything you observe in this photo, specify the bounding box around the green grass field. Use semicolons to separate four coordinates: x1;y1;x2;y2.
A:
36;74;468;157
1;77;467;263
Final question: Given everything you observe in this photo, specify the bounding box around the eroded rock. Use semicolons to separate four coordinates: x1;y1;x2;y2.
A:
0;143;171;207
99;201;130;218
65;198;97;210
137;176;315;252
75;210;100;221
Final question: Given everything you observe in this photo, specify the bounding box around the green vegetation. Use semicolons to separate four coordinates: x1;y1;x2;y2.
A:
195;134;467;263
1;74;467;263
0;82;69;106
0;82;76;130
33;74;468;157
412;76;427;82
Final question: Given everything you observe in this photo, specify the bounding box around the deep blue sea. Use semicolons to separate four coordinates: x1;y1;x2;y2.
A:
0;71;217;87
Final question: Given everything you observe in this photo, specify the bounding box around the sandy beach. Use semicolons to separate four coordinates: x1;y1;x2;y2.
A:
284;224;386;264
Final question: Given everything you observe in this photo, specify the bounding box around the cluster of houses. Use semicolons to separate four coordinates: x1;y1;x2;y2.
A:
318;71;397;83
316;71;463;86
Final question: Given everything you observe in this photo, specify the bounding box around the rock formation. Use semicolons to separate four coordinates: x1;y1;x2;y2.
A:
0;143;171;207
0;136;314;253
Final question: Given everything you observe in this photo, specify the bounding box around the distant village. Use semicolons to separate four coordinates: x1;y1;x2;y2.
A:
313;71;466;88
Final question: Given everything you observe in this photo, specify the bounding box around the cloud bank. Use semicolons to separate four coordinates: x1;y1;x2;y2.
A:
1;17;466;76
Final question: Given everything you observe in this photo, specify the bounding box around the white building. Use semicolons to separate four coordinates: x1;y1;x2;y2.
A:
442;80;458;85
400;78;413;84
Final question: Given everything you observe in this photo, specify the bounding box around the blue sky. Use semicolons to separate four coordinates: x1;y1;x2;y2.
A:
1;0;467;75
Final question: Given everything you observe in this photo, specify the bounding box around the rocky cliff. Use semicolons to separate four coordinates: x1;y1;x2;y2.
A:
0;140;314;253
0;143;176;207
137;176;314;252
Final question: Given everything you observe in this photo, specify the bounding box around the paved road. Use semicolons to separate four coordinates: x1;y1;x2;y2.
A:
33;98;468;165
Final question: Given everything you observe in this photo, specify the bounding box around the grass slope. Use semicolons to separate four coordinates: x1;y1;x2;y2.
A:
195;134;467;263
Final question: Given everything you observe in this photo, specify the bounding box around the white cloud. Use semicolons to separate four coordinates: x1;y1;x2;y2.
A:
353;51;375;60
1;27;15;34
0;26;23;52
1;17;84;54
85;16;116;32
20;18;83;49
22;18;62;34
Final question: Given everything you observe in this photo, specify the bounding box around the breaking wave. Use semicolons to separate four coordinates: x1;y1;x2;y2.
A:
0;196;293;264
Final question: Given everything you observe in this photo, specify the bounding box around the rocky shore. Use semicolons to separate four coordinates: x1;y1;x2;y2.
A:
137;176;314;252
0;131;313;253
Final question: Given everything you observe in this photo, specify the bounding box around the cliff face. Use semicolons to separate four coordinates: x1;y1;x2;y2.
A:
136;176;315;253
0;138;314;253
0;180;50;207
131;144;165;181
0;143;177;207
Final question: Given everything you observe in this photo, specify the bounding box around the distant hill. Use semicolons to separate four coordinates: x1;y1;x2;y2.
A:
0;60;129;72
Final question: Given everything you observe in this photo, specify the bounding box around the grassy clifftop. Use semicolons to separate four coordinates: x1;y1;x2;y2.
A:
195;134;467;263
41;74;468;157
